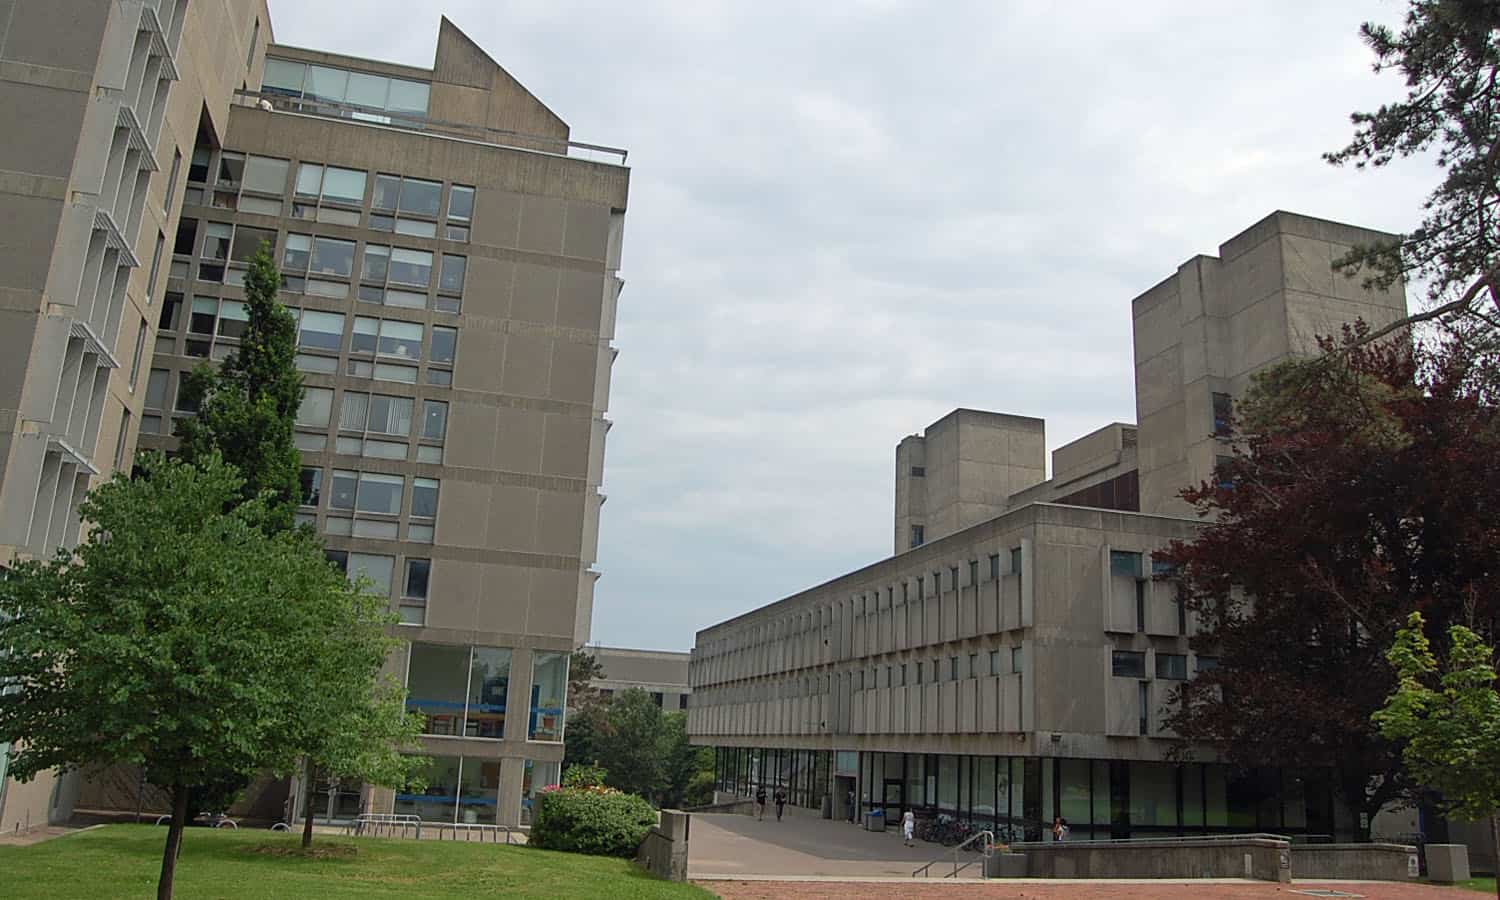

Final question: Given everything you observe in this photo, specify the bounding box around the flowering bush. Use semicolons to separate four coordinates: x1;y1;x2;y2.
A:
528;786;657;857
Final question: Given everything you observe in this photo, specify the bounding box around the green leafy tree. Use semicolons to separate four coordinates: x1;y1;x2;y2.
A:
1374;612;1500;898
562;700;608;773
660;711;713;809
568;649;605;711
597;689;667;802
1327;1;1500;341
0;456;343;899
174;243;303;530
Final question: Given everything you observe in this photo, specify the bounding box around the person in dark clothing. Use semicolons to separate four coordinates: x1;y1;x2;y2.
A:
754;785;767;820
847;788;857;823
773;787;787;821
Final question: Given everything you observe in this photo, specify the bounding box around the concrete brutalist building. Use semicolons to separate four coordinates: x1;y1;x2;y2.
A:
1;2;627;832
687;212;1427;844
590;646;692;712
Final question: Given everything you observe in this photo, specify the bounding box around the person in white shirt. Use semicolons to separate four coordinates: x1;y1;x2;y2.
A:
1052;816;1070;841
902;810;916;846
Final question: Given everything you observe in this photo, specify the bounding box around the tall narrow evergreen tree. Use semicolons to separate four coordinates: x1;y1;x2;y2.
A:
174;242;303;530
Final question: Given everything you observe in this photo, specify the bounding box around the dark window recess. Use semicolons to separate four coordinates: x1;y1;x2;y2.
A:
652;692;664;707
1216;455;1236;490
1010;547;1023;577
1138;682;1150;735
678;694;688;710
989;554;1000;580
324;550;349;574
1055;469;1140;512
1111;650;1146;678
1136;581;1146;632
910;466;925;477
968;560;978;586
1212;392;1233;437
910;524;924;548
159;293;183;331
173;218;198;255
1156;653;1188;680
1196;656;1219;673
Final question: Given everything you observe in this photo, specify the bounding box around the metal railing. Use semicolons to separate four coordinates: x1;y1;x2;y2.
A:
913;829;995;879
233;90;628;165
432;822;519;844
1007;832;1293;849
342;813;521;844
345;813;422;839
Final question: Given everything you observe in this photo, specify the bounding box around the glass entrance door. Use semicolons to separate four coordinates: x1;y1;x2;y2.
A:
882;779;904;818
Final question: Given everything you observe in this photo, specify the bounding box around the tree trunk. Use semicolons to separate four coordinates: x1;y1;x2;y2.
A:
1490;811;1499;900
301;759;317;849
157;784;189;900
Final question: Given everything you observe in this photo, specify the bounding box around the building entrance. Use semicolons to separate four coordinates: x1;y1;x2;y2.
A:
882;779;905;819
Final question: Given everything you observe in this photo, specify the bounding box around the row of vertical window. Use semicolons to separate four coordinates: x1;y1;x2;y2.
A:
325;550;430;625
299;468;439;545
188;149;473;241
404;642;570;743
854;647;1025;691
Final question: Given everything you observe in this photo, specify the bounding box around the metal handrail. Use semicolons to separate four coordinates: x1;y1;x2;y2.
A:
1008;831;1293;848
232;89;628;165
433;822;517;844
913;829;995;879
345;813;422;839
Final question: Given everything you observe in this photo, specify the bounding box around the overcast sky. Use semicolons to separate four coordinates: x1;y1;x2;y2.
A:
267;1;1432;653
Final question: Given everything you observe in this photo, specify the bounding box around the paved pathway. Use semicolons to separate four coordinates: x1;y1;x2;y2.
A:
703;879;1480;899
689;812;948;878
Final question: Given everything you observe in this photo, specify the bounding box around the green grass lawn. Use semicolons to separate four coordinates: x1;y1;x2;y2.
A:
1458;876;1497;893
0;824;714;899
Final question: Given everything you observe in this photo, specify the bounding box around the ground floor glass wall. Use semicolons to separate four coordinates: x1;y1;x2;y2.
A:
394;755;501;825
712;748;1338;841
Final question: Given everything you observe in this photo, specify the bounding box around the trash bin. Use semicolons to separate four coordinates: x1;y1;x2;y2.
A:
863;810;886;832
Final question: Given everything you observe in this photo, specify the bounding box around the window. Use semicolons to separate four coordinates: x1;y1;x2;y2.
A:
967;653;978;679
1156;653;1188;680
989;650;1001;676
329;469;358;510
1216;455;1236;490
968;560;978;586
529;652;569;741
447;184;474;222
147;231;165;296
299;468;322;507
347;552;394;597
144;369;169;409
910;466;925;477
399;178;441;217
910;524;924;549
128;320;147;389
246;19;259;70
1212;391;1233;437
297;310;345;351
404;558;430;600
310;236;355;277
1110;550;1143;579
1011;645;1024;674
164;149;182;212
1010;546;1022;576
173;219;198;256
355;472;404;515
296;387;333;428
914;661;923;684
411;477;439;519
421;400;448;442
1111;650;1146;678
242;154;289;195
114;409;132;472
429;326;456;365
950;566;959;591
439;254;466;298
948;656;958;681
283;234;312;271
261;58;430;115
989;554;1000;580
1139;681;1150;735
389;248;433;287
1195;656;1219;674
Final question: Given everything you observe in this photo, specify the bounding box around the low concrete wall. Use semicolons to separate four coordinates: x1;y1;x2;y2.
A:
1290;843;1417;881
690;795;755;816
1013;837;1291;882
636;810;690;882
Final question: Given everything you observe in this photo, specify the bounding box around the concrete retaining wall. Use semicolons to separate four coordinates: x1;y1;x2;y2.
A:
1290;843;1417;880
636;810;690;882
1013;838;1292;882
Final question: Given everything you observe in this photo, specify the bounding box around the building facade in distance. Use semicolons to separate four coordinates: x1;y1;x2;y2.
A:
590;646;691;711
2;3;628;832
687;212;1412;841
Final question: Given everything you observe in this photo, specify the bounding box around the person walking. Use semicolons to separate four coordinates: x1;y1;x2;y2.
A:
847;788;857;823
1052;816;1070;842
754;785;767;820
902;810;916;847
773;786;787;821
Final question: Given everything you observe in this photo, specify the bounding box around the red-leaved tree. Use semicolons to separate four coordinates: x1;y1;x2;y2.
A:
1159;326;1500;838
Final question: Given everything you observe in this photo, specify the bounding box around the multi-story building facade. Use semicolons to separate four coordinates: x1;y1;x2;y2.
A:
590;646;691;711
687;212;1410;842
2;4;627;832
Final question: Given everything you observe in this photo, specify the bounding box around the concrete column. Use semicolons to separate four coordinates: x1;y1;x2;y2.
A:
496;756;524;828
505;647;534;743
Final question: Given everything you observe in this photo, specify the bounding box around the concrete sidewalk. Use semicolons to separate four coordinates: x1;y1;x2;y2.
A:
704;879;1481;899
688;812;975;878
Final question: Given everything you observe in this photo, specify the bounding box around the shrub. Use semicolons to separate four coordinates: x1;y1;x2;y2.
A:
528;786;657;857
563;763;608;789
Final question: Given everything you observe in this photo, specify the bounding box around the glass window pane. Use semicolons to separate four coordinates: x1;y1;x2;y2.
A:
283;233;311;270
440;255;466;293
376;362;419;383
294;163;323;199
362;439;406;460
429;326;456;364
352;317;379;353
369;213;396;232
422;400;448;441
298;467;322;506
213;300;247;339
229;226;275;262
304;65;349;103
242;155;289;194
216;152;244;186
465;646;508;740
188;297;217;334
262;58;305;96
406;644;469;737
145;369;169;409
322;167;366;205
396;755;459;822
298;310;345;351
399;178;441;216
372;175;401;211
528;652;568;741
340;391;369;431
310;237;355;277
356;472;404;515
387;79;430;114
378;320;423;359
389;248;432;287
412;477;438;519
384;289;427;309
329;470;358;510
1111;550;1143;578
367;395;413;436
447;185;474;222
203;223;232;259
297;387;333;428
362;244;390;282
395;218;438;238
348;552;394;596
345;72;389;109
